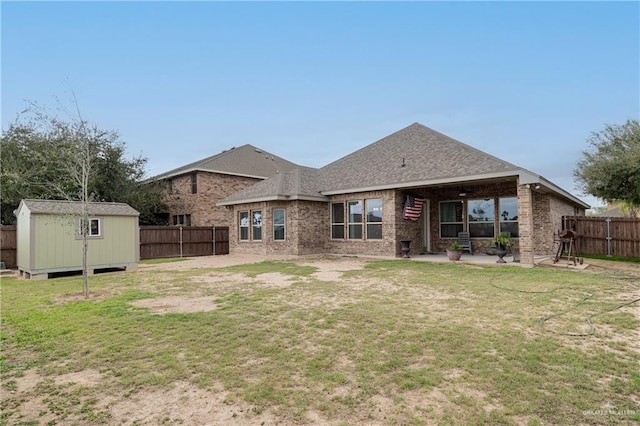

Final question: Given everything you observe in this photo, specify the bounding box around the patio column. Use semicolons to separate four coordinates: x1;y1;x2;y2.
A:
517;183;535;267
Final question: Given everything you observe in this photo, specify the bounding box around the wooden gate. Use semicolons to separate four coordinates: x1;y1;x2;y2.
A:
562;216;640;258
0;225;17;269
140;226;229;259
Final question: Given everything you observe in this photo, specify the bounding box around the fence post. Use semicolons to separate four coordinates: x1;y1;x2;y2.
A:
179;226;183;258
606;218;612;257
212;226;216;255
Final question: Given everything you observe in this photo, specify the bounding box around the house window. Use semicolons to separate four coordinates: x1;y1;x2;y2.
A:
252;210;262;241
348;200;363;239
239;210;263;241
440;201;463;238
239;211;249;240
172;214;191;226
79;218;101;237
191;173;198;194
365;198;383;239
331;202;345;239
468;199;495;238
499;197;519;237
273;209;285;241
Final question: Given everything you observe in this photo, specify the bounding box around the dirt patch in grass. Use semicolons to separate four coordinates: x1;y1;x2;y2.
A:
299;257;369;282
54;369;103;386
139;254;298;271
54;288;121;304
13;368;41;393
131;295;219;314
583;258;640;277
255;272;297;288
107;381;275;425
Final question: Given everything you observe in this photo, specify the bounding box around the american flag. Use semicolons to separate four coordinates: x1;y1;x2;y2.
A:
403;195;425;220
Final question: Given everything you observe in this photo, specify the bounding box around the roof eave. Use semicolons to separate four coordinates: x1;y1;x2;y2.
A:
147;168;270;182
216;193;329;207
289;195;330;202
320;170;522;196
216;195;291;207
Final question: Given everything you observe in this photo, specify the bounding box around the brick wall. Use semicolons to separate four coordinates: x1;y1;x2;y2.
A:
528;190;586;256
326;190;397;256
294;201;329;255
225;179;584;262
229;200;329;256
163;172;261;227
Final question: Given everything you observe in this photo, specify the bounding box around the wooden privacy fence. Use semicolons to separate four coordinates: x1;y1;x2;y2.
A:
139;226;229;259
0;225;17;269
0;226;229;269
562;216;640;258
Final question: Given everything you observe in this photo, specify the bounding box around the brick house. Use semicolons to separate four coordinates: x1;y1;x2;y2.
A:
150;144;298;226
217;123;589;266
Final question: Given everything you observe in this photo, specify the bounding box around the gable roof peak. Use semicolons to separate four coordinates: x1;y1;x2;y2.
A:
319;121;522;193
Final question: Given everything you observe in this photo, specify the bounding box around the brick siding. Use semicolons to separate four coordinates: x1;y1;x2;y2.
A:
162;172;261;227
229;200;329;256
226;179;585;263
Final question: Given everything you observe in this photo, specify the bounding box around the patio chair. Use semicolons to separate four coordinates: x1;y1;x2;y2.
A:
457;232;473;255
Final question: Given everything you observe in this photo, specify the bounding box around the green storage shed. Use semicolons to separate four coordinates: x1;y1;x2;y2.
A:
16;199;139;280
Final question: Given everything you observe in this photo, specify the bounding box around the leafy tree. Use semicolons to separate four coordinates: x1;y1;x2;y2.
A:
1;106;166;226
574;119;640;206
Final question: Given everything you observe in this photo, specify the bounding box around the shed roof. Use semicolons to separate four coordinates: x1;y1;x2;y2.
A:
18;199;139;217
148;144;299;181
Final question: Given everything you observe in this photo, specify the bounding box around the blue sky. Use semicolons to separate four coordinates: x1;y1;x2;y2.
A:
2;1;639;208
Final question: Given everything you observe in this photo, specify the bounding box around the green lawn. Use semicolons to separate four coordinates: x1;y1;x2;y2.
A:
1;259;639;425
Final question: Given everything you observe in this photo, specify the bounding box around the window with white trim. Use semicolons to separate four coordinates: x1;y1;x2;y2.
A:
365;198;383;239
331;202;345;239
273;209;285;241
239;210;264;241
252;210;262;241
78;218;101;237
347;200;363;239
440;201;463;238
239;211;249;240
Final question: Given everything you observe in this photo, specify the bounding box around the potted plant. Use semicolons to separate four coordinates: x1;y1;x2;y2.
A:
492;234;512;263
446;241;463;261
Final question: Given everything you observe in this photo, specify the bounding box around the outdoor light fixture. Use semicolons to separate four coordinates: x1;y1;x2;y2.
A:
458;187;468;197
535;184;541;190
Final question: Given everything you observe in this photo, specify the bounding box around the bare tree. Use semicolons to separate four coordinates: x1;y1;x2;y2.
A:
27;98;104;297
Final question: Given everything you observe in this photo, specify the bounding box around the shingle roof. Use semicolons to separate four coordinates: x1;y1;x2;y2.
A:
149;144;299;181
217;123;589;208
319;123;520;193
19;199;139;216
219;167;328;205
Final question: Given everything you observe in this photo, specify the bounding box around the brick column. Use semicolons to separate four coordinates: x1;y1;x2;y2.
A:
517;183;535;267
